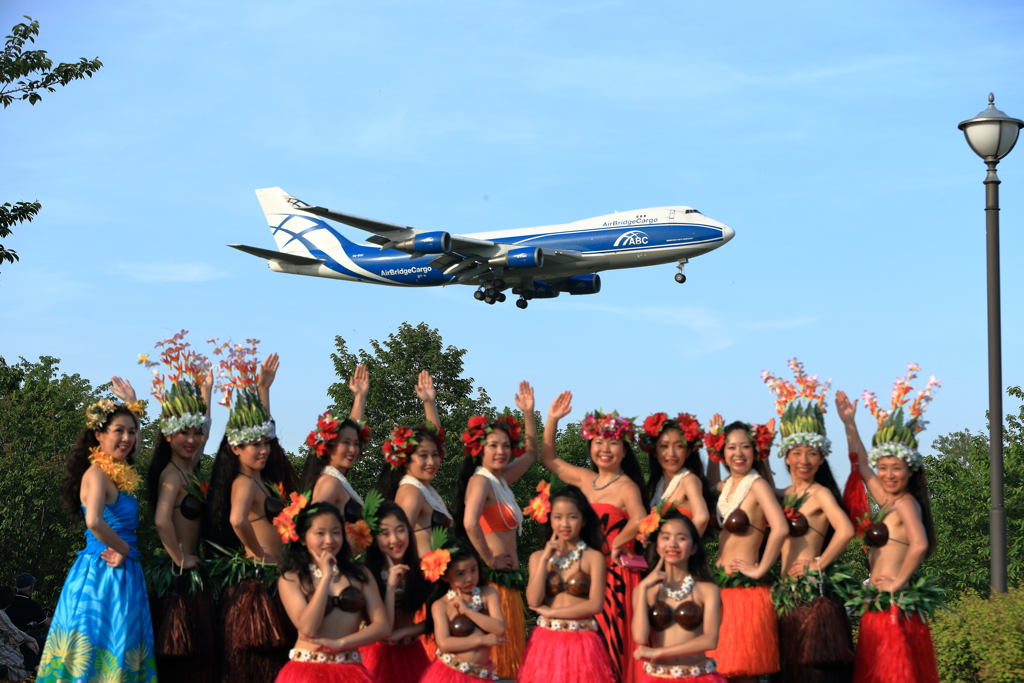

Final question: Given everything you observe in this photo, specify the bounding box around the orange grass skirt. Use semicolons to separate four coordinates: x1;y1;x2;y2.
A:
491;584;525;679
706;585;779;677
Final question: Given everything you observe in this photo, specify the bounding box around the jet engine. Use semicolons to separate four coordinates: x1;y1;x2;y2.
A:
395;231;451;254
489;247;544;269
555;274;601;295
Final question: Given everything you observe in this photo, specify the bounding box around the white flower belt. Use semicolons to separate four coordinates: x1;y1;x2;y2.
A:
437;651;494;679
289;648;362;665
643;658;717;678
536;615;599;632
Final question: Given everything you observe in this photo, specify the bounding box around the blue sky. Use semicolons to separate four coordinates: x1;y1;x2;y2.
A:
3;0;1024;487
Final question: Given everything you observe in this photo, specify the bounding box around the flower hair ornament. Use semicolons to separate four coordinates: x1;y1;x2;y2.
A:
639;412;705;454
703;422;774;464
382;420;446;469
419;527;452;582
139;330;212;436
306;409;371;457
346;489;382;555
215;339;276;446
522;480;552;524
85;398;145;431
636;500;683;547
762;358;832;458
272;490;311;544
461;414;526;458
580;410;636;442
861;364;940;471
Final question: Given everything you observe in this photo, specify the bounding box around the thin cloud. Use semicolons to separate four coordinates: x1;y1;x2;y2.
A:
115;263;224;283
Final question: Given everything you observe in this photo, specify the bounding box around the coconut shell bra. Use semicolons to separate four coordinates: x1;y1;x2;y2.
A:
324;586;365;615
648;598;702;631
545;570;592;598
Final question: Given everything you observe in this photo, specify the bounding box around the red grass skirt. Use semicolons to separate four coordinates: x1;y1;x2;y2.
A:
640;674;726;683
707;585;779;677
275;660;380;683
518;624;615;683
360;639;430;683
419;657;493;683
853;609;938;683
491;584;525;679
596;563;642;683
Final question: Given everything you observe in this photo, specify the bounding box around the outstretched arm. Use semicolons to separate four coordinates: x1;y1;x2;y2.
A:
110;377;137;404
705;413;724;493
539;391;590;487
257;353;279;415
505;381;537;484
348;364;369;423
416;370;440;426
836;391;884;501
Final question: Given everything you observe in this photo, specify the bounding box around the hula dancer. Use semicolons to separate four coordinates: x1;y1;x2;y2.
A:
632;506;724;683
763;361;855;683
141;332;219;683
273;499;390;683
520;485;614;683
37;393;157;682
453;381;537;679
206;342;299;683
419;537;507;683
837;365;941;683
541;392;649;683
703;414;787;682
639;412;713;535
361;500;433;682
303;364;372;521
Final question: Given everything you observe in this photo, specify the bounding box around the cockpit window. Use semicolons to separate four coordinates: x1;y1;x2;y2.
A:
684;209;702;215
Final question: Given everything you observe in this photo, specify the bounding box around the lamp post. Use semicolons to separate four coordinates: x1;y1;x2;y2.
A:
959;94;1022;594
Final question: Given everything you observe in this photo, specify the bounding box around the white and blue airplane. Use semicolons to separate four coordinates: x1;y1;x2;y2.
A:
231;187;735;309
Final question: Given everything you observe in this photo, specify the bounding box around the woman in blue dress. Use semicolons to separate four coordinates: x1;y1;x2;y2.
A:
37;395;158;682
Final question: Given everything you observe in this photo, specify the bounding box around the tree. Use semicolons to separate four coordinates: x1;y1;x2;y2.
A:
326;322;492;499
924;386;1024;597
1;16;103;274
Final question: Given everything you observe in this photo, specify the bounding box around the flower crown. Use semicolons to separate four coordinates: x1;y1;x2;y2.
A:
306;410;371;457
382;421;445;469
523;480;552;523
420;527;452;582
272;491;310;544
580;410;635;442
461;414;526;458
762;358;832;458
215;339;275;446
139;330;212;436
861;364;940;471
636;501;679;546
703;421;774;464
639;412;705;453
85;398;145;430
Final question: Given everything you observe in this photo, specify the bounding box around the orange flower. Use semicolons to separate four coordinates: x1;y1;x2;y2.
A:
523;494;551;524
536;480;551;497
420;548;452;582
274;514;298;543
637;508;662;543
283;491;308;518
346;520;373;553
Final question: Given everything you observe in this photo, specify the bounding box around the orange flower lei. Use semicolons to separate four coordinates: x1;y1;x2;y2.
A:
88;447;141;494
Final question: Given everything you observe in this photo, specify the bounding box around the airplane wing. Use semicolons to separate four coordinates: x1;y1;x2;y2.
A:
229;244;325;266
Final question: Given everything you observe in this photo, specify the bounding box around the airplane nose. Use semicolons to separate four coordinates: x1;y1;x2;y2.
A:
721;224;735;243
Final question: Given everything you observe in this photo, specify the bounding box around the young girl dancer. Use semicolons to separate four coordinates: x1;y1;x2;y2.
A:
632;507;724;683
142;333;218;683
304;364;371;517
703;415;787;683
420;538;507;682
519;485;614;683
763;361;855;683
639;412;712;535
37;397;157;682
453;381;536;678
361;501;432;682
274;500;390;683
541;391;649;683
837;367;941;683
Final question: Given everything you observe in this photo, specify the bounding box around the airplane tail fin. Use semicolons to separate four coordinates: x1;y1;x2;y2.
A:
254;187;356;256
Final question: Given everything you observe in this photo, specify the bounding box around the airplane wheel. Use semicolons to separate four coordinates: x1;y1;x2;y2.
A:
497;292;507;303
675;273;687;284
474;290;485;300
494;278;506;290
485;296;496;305
484;287;497;298
516;298;528;309
523;290;534;301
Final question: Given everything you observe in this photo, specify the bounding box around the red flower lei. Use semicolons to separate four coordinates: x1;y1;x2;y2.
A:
461;414;526;458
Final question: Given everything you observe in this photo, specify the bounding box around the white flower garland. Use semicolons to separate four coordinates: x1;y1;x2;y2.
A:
778;432;832;458
437;651;494;679
654;468;691;504
664;575;695;602
536;615;598;632
549;540;587;570
226;419;275;446
398;474;453;522
446;586;483;612
716;471;760;526
473;466;523;532
868;441;922;470
289;648;362;664
643;658;717;678
160;412;212;436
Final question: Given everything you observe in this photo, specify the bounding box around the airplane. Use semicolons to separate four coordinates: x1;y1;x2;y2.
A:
231;187;735;309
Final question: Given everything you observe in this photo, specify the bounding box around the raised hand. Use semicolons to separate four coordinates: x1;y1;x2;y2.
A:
766;417;776;434
542;531;563;561
258;353;280;390
415;370;436;404
110;377;137;404
709;413;724;431
835;391;857;425
349;364;369;399
548;391;572;423
514;381;535;415
387;562;409;587
640;556;667;588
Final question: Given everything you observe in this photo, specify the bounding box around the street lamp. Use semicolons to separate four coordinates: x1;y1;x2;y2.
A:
958;94;1023;594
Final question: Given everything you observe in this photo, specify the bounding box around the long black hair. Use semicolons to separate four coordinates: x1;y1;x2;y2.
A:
422;535;487;635
451;423;513;534
278;502;365;595
645;426;715;534
642;508;714;582
722;421;776;487
378;428;444;500
146;432;206;518
784;450;846;549
364;502;430;613
541;485;606;552
205;434;299;549
587;439;650;511
300;419;364;491
60;406;140;522
908;469;937;558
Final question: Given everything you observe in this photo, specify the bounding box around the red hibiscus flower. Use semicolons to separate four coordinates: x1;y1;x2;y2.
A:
644;413;668;438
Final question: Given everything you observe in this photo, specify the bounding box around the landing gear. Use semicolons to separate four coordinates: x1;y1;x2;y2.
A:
493;278;506;290
516;298;528;309
497;292;506;303
474;289;484;300
675;258;689;284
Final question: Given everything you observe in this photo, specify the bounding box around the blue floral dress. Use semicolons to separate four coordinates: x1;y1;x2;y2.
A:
38;492;157;682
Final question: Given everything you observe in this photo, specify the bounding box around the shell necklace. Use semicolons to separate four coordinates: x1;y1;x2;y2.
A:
654;468;691;504
716;471;760;525
592;471;623;491
549;540;587;570
446;586;483;612
664;575;695;601
308;563;340;580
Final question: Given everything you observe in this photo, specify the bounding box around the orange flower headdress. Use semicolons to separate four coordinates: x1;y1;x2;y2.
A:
461;414;526;458
762;358;832;458
636;501;684;546
272;491;310;544
139;330;212;436
861;364;940;471
214;339;275;446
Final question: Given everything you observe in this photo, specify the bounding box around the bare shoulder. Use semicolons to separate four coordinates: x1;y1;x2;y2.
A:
695;579;720;601
479;585;500;600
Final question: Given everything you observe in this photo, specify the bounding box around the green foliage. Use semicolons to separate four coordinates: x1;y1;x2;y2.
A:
1;17;103;108
325;322;492;499
924;386;1024;598
0;200;39;269
932;587;1024;683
